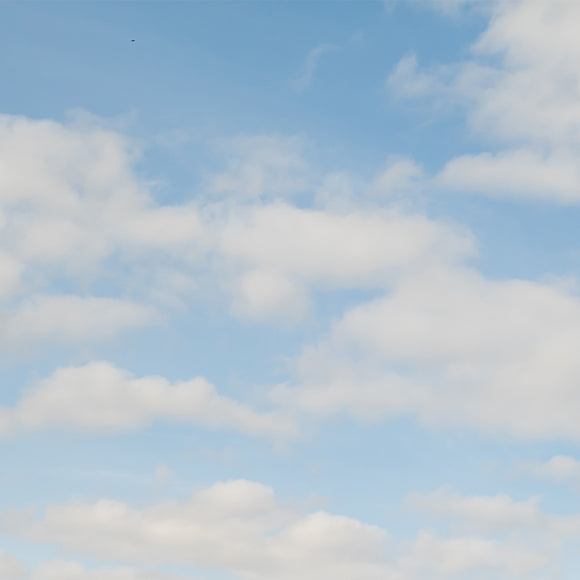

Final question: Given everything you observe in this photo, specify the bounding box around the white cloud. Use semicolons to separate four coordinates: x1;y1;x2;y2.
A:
390;0;580;147
0;111;475;331
217;202;472;320
516;455;580;484
9;113;576;439
405;489;542;533
370;157;424;198
0;552;180;580
5;479;546;580
0;361;294;438
1;295;154;346
388;0;580;203
469;0;580;147
0;114;206;347
30;561;176;580
273;264;580;440
404;487;580;545
0;549;26;579
437;149;580;202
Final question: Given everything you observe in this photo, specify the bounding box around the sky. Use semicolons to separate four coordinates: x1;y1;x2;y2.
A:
2;0;580;578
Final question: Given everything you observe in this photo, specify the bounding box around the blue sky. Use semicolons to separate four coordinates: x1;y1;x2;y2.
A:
2;1;580;579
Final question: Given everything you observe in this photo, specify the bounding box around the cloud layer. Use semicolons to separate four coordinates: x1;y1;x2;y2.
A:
5;479;546;580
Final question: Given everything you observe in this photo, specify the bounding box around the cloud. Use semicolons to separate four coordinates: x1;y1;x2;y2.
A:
0;113;206;347
272;264;580;440
388;0;580;203
516;455;580;485
0;552;179;580
405;489;542;533
437;149;580;202
0;111;473;331
0;361;294;438
290;43;338;93
370;157;424;198
7;112;580;440
405;487;580;542
397;531;544;578
5;479;546;580
1;295;154;346
217;202;472;320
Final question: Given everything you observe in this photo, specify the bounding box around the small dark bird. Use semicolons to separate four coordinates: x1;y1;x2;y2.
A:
131;39;135;43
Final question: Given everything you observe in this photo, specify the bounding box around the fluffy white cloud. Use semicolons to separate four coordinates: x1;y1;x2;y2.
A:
5;479;546;580
216;202;472;320
0;111;476;334
273;264;580;439
397;531;544;578
0;361;294;438
0;114;207;346
386;54;442;100
388;0;580;203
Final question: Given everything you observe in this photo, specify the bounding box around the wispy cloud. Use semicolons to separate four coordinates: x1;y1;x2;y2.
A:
289;43;339;93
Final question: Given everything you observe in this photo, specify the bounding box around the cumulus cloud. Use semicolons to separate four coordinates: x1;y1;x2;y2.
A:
6;111;579;441
388;0;580;203
221;205;464;282
405;489;543;533
272;264;580;440
397;531;544;578
370;157;424;198
212;203;468;323
0;112;474;332
30;561;176;580
5;479;546;580
0;361;294;438
386;54;443;99
0;113;205;347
